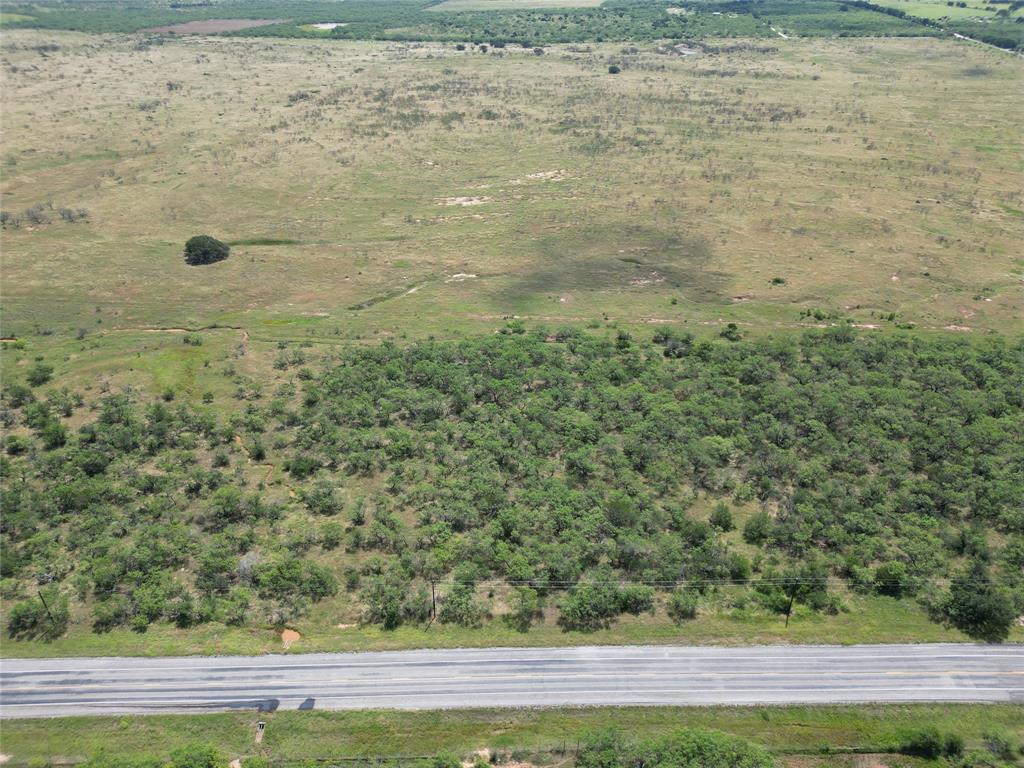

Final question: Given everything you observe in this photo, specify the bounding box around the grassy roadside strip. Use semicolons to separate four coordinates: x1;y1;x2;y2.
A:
2;705;1023;765
4;593;1022;659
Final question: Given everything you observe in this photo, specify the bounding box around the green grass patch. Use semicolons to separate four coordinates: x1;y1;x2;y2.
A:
2;705;1022;764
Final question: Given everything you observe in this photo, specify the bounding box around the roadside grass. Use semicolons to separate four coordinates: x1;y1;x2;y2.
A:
4;591;1020;659
2;704;1022;764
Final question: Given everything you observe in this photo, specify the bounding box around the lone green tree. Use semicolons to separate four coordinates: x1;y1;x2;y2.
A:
941;562;1016;642
184;235;230;266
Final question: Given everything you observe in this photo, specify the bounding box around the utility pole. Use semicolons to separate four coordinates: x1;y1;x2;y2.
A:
430;580;437;619
784;593;795;628
37;589;55;625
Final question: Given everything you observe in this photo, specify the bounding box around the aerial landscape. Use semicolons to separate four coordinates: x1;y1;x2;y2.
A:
0;0;1022;764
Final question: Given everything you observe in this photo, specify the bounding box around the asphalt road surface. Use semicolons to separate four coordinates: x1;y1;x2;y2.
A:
2;644;1022;718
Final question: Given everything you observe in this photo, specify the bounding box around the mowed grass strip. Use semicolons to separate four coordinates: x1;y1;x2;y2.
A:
2;705;1022;763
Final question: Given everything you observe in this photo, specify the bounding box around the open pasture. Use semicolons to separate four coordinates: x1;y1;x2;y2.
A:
1;31;1020;360
1;30;1023;497
1;30;1022;480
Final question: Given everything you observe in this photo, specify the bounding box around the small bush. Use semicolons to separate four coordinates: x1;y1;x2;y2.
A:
438;582;485;627
720;322;742;341
667;589;698;623
608;64;621;74
184;235;230;266
942;733;964;757
982;732;1016;761
874;561;913;597
6;587;69;641
618;584;655;614
5;434;32;455
743;512;772;544
321;521;344;550
899;727;943;758
709;502;734;532
170;743;222;768
26;362;54;387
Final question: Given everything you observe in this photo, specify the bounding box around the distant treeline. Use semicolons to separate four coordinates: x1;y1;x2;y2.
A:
1;0;963;44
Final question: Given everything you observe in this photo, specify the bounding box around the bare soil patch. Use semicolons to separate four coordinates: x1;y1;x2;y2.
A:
439;196;490;206
142;19;288;35
281;628;301;648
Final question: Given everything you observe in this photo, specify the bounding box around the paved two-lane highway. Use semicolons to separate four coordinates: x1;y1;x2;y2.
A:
2;644;1021;718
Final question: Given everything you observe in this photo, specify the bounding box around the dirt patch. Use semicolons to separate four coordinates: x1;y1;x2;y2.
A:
445;273;477;282
438;196;490;206
336;623;356;629
142;18;288;34
944;324;973;332
511;170;567;184
853;756;893;768
629;271;666;286
281;628;300;648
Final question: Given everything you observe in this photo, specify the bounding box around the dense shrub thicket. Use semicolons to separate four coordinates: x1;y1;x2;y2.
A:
577;729;773;768
1;329;1022;639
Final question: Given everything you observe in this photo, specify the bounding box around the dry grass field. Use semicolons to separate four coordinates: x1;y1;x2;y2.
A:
1;32;1021;365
